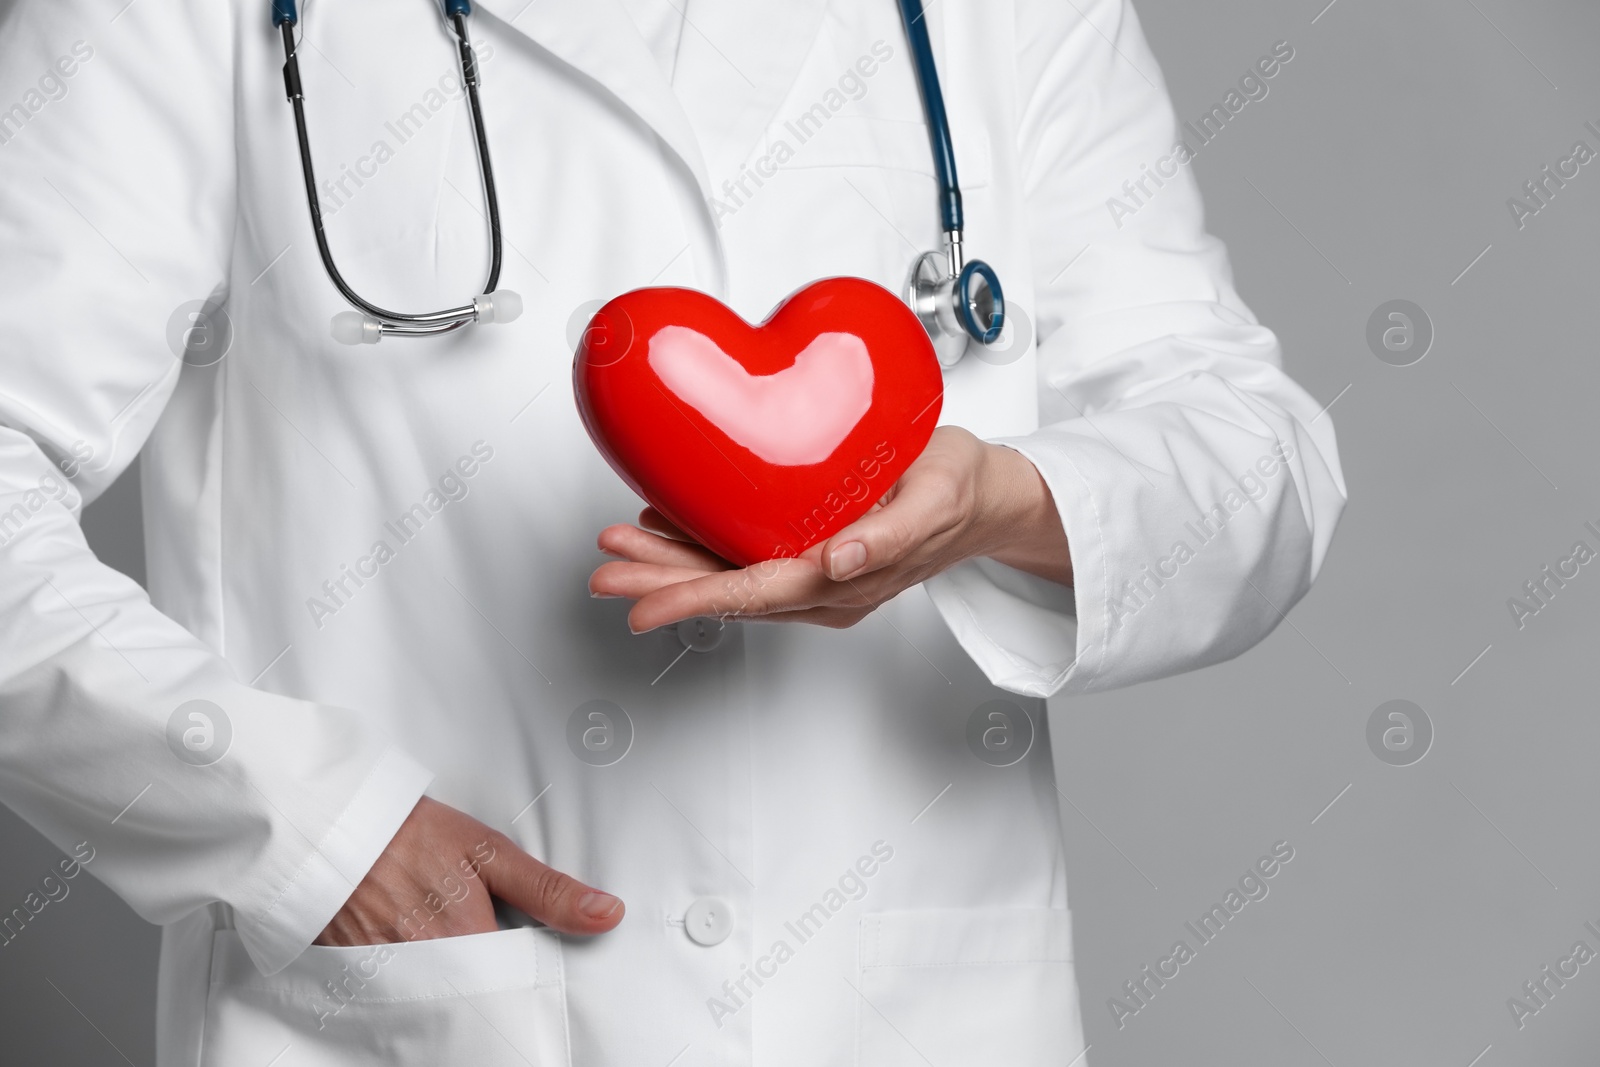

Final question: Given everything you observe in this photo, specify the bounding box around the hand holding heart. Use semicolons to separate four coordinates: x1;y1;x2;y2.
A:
574;280;947;568
589;426;1071;631
575;279;1071;628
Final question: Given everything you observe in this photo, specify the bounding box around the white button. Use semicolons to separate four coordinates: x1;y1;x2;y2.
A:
684;896;734;946
677;617;727;653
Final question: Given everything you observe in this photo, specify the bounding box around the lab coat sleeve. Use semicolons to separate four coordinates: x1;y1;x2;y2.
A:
0;1;432;975
925;0;1346;697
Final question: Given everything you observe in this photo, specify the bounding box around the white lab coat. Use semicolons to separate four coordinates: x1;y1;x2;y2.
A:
0;0;1345;1064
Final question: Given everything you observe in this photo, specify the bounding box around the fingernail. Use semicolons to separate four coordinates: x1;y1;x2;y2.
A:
829;541;867;580
591;590;619;599
578;891;621;919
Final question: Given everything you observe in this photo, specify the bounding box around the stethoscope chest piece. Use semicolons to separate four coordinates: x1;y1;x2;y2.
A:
895;0;1004;370
908;251;966;367
907;248;1005;369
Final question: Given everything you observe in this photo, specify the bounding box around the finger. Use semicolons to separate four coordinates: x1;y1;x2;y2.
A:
639;507;694;542
626;557;834;632
591;560;721;601
478;836;623;936
597;523;731;572
632;591;877;631
392;866;501;942
733;603;874;628
316;862;500;946
818;468;963;581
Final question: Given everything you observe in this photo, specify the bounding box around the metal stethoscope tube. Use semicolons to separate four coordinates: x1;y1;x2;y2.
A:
272;0;519;344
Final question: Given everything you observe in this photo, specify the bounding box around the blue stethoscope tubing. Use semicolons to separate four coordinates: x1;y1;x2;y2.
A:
895;0;1005;358
271;0;1003;358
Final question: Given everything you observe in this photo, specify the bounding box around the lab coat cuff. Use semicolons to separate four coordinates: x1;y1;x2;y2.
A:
237;748;434;977
924;436;1106;698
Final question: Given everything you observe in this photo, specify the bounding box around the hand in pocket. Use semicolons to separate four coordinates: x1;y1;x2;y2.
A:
316;796;624;946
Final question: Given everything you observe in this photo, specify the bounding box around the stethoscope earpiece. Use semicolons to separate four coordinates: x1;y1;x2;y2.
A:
330;289;522;346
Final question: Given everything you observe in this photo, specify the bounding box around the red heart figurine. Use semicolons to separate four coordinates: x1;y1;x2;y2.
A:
574;278;944;567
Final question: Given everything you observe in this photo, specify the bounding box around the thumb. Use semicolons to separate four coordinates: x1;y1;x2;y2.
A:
477;837;624;936
820;474;950;582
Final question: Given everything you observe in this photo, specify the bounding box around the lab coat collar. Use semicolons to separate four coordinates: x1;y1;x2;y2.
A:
473;0;714;203
473;0;829;202
665;0;832;184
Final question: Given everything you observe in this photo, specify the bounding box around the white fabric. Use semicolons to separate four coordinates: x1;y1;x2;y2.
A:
617;0;686;82
0;1;1344;1064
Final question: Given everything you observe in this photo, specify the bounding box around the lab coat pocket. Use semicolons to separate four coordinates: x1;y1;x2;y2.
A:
201;928;569;1067
855;908;1085;1067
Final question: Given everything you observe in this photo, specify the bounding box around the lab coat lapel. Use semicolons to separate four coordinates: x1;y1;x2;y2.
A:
658;0;831;184
473;0;713;202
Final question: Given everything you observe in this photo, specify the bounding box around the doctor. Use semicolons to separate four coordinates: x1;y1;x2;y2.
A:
0;0;1344;1064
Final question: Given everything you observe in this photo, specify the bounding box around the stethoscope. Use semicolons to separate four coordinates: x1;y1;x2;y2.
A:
270;0;1004;366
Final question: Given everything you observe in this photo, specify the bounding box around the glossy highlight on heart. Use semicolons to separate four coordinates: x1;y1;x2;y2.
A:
573;278;944;567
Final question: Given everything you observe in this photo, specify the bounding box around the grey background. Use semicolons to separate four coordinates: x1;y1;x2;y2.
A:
3;0;1597;1063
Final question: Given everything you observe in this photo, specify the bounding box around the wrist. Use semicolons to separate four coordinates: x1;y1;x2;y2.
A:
971;443;1072;586
970;443;1043;554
